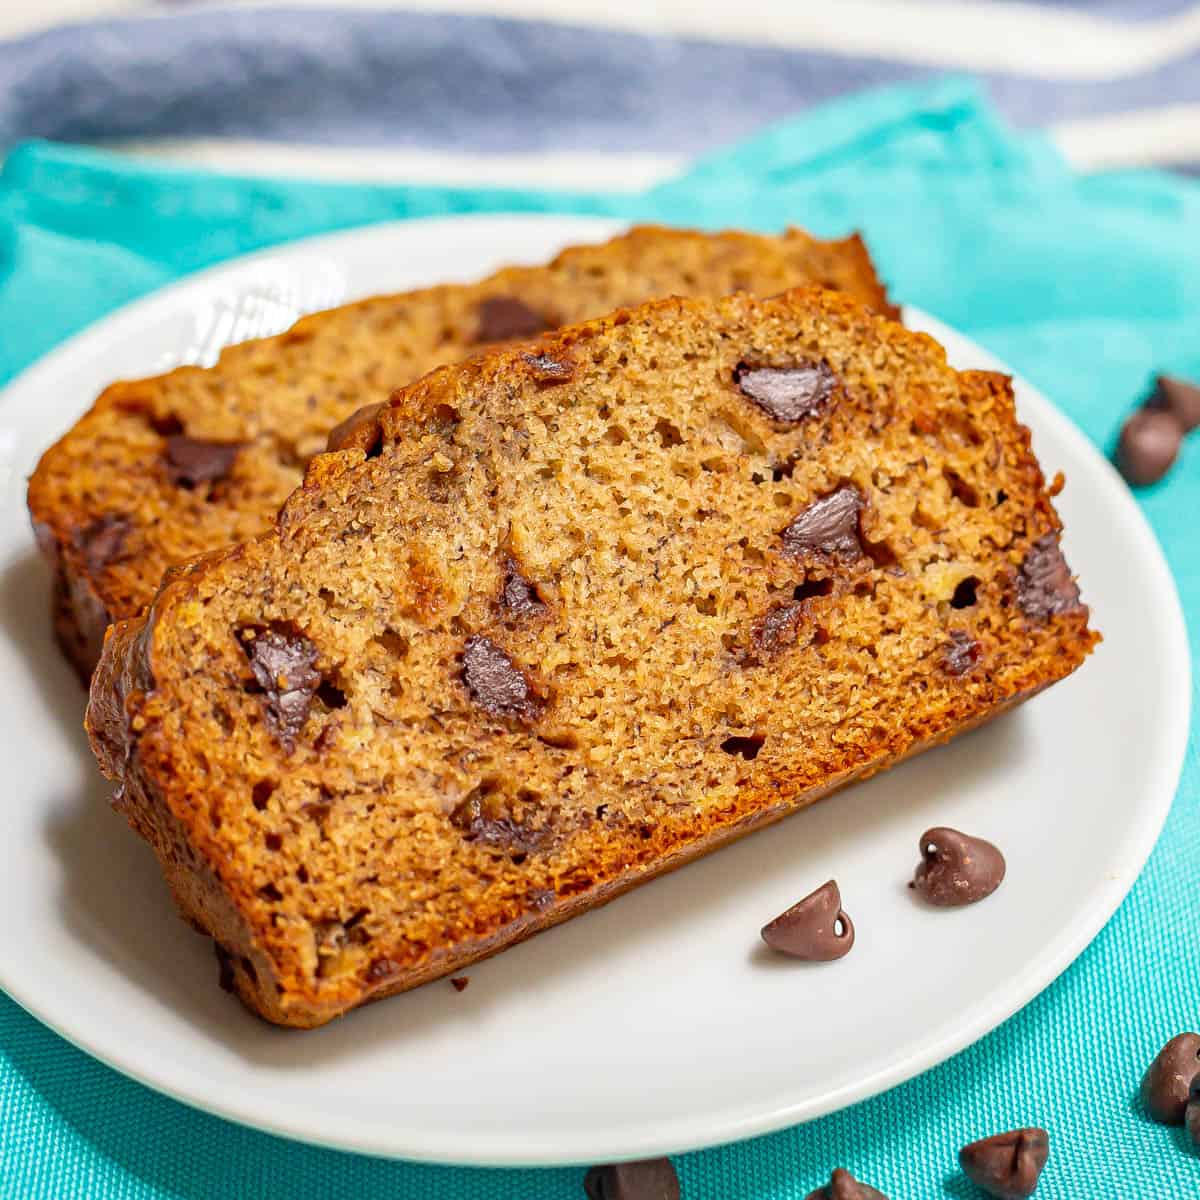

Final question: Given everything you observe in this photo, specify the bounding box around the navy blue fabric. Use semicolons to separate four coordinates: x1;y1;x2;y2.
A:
2;8;1200;155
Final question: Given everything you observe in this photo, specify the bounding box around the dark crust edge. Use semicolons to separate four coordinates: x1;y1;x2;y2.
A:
32;518;111;686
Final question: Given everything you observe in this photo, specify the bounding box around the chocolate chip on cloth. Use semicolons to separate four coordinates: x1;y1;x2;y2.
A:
959;1128;1049;1199
761;879;855;960
475;295;550;342
910;827;1005;907
165;435;243;487
735;360;837;423
781;487;864;560
805;1167;889;1199
1116;407;1182;487
1147;373;1200;433
240;627;322;746
1016;534;1083;621
1187;1075;1200;1146
583;1158;680;1200
461;635;545;721
1141;1032;1200;1124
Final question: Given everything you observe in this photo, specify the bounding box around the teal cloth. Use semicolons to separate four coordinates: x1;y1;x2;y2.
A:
1;78;1198;1197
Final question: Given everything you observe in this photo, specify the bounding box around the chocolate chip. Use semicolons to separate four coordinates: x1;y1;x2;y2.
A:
500;558;546;618
781;487;863;560
958;1128;1049;1199
1116;407;1182;486
735;361;837;422
1187;1076;1200;1146
1148;374;1200;432
761;880;855;961
943;630;981;676
461;635;544;721
1017;535;1082;621
76;514;132;574
165;435;243;487
805;1168;889;1200
747;601;804;660
911;827;1005;907
1141;1032;1200;1124
522;351;575;385
450;976;469;992
241;627;322;746
449;791;546;854
583;1159;680;1200
326;402;387;456
476;296;549;342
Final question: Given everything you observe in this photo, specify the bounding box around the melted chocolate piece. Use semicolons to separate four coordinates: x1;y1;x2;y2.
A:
583;1159;680;1200
449;792;546;853
911;827;1005;907
77;514;133;574
1017;535;1082;621
326;402;387;455
1116;407;1181;487
450;976;469;992
1141;1032;1200;1124
461;635;544;721
1148;374;1200;433
522;351;575;385
943;630;981;676
501;558;546;618
735;361;837;422
241;627;321;746
958;1128;1049;1199
781;487;864;560
761;880;855;961
753;601;805;658
805;1168;889;1200
476;296;549;342
165;435;243;487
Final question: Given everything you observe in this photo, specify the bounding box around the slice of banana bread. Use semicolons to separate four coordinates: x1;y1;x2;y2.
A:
87;288;1096;1028
28;224;895;681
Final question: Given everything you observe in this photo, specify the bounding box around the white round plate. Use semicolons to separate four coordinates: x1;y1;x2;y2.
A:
0;215;1189;1167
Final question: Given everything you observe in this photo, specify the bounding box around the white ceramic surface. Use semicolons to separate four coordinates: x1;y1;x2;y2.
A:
0;215;1189;1166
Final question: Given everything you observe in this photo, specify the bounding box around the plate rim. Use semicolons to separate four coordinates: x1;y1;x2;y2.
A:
0;213;1190;1166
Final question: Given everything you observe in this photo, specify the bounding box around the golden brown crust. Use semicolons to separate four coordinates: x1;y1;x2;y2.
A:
29;225;896;679
87;288;1096;1027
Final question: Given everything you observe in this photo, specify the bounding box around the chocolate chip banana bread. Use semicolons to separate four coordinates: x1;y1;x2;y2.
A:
87;288;1096;1027
28;224;895;681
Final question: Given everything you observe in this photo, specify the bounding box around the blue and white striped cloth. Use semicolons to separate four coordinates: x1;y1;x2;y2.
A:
2;0;1200;184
